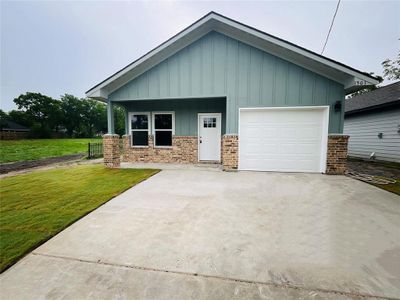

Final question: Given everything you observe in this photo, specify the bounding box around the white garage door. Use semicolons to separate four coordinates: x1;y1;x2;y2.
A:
239;107;329;173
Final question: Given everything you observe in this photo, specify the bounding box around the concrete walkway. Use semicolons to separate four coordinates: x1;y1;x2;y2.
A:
1;170;399;299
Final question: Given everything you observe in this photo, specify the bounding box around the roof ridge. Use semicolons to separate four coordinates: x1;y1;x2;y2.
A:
86;11;379;97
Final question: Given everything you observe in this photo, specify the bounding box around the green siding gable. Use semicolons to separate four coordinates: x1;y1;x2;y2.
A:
111;31;344;133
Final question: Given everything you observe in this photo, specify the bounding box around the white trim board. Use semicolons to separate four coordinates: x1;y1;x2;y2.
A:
86;12;378;100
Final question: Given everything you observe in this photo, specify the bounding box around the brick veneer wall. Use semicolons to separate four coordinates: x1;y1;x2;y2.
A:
0;131;29;140
326;135;349;175
221;135;238;171
122;135;198;163
103;134;120;168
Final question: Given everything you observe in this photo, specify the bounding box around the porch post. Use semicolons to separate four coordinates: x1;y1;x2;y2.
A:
124;108;129;135
103;99;120;168
107;100;115;134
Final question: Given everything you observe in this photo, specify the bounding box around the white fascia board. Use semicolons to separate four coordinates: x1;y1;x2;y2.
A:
87;89;108;102
86;12;378;99
86;15;216;99
211;14;379;86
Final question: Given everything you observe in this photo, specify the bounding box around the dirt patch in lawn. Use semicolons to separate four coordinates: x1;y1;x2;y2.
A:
347;159;400;179
347;158;400;195
0;154;85;174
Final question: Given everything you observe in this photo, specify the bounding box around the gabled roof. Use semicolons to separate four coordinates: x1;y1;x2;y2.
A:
1;120;30;132
86;11;380;101
345;81;400;115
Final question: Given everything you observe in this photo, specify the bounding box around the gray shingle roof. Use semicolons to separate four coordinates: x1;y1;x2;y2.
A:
1;120;30;132
345;81;400;114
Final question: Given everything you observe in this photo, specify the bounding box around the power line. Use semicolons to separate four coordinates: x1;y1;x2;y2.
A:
321;0;341;55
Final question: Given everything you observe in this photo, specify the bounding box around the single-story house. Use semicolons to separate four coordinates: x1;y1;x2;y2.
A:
0;120;30;132
344;81;400;163
86;12;379;174
0;120;30;140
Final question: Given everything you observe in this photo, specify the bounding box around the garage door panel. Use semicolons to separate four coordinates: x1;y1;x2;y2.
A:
239;108;328;172
242;157;319;172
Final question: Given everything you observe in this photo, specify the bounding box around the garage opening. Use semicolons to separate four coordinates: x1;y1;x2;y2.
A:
238;106;329;173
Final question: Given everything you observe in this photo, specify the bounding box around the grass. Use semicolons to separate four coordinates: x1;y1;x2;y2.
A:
0;138;100;163
0;165;159;272
373;179;400;196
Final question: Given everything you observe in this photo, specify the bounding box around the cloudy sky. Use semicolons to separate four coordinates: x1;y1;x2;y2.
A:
1;0;399;111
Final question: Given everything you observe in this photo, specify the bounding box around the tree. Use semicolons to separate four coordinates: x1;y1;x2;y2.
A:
0;109;8;130
348;48;399;98
114;105;126;136
13;92;62;133
81;99;107;137
7;110;34;128
60;94;84;137
382;51;400;80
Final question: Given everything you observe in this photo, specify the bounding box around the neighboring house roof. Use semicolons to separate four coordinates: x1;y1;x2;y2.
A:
1;120;30;132
345;81;400;115
86;11;379;101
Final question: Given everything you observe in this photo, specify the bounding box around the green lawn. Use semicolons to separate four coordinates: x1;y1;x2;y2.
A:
0;165;159;272
0;138;100;163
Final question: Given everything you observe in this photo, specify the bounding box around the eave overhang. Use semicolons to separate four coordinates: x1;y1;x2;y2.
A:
86;12;379;102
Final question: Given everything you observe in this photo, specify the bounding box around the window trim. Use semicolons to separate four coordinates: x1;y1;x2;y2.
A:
152;111;175;148
129;112;150;148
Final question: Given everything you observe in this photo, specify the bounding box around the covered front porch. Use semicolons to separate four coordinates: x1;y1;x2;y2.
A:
103;97;234;169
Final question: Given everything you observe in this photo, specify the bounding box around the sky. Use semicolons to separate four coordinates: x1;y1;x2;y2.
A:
1;0;399;112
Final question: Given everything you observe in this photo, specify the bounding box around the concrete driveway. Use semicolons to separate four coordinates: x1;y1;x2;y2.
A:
1;169;399;299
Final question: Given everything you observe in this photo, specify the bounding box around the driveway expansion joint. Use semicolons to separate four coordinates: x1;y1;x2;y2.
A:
31;252;397;300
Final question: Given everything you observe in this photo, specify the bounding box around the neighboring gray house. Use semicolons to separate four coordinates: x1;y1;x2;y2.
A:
0;120;30;140
0;120;30;132
344;81;400;163
86;12;378;174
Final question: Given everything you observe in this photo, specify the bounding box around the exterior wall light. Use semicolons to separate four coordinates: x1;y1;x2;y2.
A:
334;101;342;112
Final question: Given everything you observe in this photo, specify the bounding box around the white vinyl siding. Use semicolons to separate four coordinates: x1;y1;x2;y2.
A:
344;108;400;163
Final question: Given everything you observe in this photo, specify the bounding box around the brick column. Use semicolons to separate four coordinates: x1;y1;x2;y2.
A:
326;135;349;175
122;135;130;162
103;134;120;168
221;134;238;171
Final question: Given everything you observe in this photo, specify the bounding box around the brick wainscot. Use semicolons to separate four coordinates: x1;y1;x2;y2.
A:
221;135;238;171
326;135;349;175
104;134;348;174
220;134;349;174
122;135;198;164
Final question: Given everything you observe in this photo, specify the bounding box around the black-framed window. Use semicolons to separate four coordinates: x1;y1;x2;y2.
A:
130;113;149;146
153;112;174;147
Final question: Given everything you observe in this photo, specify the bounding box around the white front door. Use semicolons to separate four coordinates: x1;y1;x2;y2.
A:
198;113;221;161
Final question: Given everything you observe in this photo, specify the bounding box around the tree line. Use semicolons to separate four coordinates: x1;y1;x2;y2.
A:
0;93;125;138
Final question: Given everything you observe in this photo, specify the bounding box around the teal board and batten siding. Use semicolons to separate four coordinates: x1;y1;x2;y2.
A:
344;108;400;163
122;98;226;136
110;31;345;134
